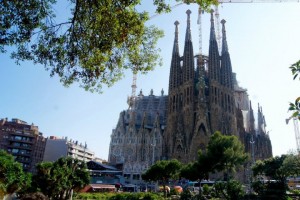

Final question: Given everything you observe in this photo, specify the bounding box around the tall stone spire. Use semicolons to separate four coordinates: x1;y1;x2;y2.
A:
182;9;195;83
208;9;220;83
169;21;181;91
257;103;266;134
221;20;229;54
185;9;192;42
249;101;255;133
220;19;233;89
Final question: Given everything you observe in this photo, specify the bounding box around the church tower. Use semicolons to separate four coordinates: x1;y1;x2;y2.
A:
109;10;273;178
219;19;237;136
207;10;222;135
207;12;237;136
166;19;182;160
165;10;197;162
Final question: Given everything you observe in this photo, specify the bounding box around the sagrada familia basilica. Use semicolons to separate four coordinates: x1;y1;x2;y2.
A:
108;10;272;184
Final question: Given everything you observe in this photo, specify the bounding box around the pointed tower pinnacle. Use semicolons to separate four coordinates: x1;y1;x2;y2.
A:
220;19;233;89
210;9;216;42
169;21;181;91
185;9;192;42
221;19;229;54
208;9;220;83
182;9;195;83
257;103;266;134
249;101;255;133
174;20;180;54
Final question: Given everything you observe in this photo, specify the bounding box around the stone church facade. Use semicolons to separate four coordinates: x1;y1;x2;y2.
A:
108;10;272;184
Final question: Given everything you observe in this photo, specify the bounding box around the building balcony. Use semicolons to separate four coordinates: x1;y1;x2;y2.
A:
15;157;31;164
10;131;35;138
7;144;32;150
11;151;32;157
8;138;34;144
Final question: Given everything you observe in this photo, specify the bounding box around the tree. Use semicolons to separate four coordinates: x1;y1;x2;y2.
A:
180;132;248;198
206;131;248;180
281;153;300;177
33;157;90;200
214;179;244;200
180;151;210;197
289;61;300;120
0;150;31;199
1;0;218;93
142;159;182;197
251;154;300;199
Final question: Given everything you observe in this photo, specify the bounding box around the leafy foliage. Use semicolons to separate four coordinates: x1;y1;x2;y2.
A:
290;60;300;81
142;159;182;183
281;154;300;177
33;157;90;200
205;131;248;176
181;132;248;182
155;0;219;13
289;60;300;120
180;132;248;198
0;150;31;198
1;0;217;93
0;0;54;53
214;180;244;200
251;154;300;199
142;159;181;197
74;192;164;200
289;97;300;120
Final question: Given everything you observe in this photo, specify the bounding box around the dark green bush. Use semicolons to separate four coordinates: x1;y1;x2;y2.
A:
74;192;164;200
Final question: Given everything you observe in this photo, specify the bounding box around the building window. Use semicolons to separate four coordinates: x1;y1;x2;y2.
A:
14;136;22;140
124;174;130;179
12;149;19;153
133;174;140;180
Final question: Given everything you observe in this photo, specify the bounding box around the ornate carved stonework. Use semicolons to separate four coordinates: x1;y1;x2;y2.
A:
108;10;272;184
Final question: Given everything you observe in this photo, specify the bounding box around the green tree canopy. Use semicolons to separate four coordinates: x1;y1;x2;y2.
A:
0;150;31;198
206;131;248;175
33;157;89;200
181;132;248;181
252;154;300;182
180;131;248;197
180;150;211;183
289;61;300;120
251;154;300;199
142;159;182;197
1;0;217;93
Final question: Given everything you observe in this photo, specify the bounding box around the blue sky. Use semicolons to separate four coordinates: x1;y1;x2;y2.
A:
0;2;299;160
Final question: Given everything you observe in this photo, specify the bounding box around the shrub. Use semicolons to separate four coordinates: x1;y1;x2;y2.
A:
74;192;164;200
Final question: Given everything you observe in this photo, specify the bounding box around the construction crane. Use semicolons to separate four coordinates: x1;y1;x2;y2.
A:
127;3;185;111
286;117;300;154
129;0;299;109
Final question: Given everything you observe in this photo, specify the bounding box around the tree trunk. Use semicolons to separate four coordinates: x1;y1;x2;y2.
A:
198;179;203;199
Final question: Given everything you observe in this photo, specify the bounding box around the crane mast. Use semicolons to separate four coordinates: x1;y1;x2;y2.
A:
197;6;203;68
129;0;299;115
294;119;300;154
286;117;300;154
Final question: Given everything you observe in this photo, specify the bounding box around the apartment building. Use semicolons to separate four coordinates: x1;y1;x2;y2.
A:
43;136;94;162
0;118;46;173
